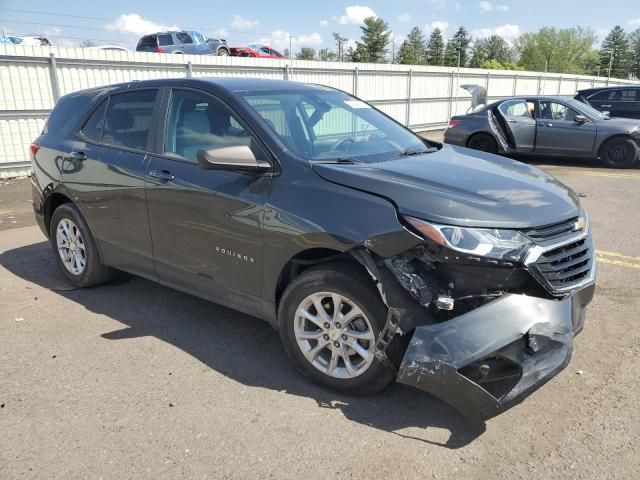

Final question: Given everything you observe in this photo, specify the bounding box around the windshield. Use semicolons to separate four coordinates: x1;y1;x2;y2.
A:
567;98;607;119
240;90;428;162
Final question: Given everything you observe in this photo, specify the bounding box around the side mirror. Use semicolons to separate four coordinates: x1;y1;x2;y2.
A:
196;145;271;172
574;115;588;124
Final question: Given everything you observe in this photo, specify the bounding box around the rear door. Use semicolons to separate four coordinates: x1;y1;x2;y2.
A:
66;89;160;276
533;100;597;156
175;32;194;54
613;89;640;119
498;99;536;152
145;88;271;315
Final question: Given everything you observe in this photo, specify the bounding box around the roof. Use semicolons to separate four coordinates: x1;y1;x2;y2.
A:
578;85;640;94
96;77;337;94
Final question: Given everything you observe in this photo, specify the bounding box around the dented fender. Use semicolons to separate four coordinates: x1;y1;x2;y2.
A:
397;284;595;420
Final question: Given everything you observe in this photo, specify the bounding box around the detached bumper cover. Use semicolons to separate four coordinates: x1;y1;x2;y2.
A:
397;284;595;419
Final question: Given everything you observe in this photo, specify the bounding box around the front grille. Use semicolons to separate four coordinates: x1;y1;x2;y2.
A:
535;237;593;290
524;217;579;244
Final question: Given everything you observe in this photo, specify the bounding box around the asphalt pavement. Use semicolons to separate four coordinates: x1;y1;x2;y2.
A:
1;144;639;479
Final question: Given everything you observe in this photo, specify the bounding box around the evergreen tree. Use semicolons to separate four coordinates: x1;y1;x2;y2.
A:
444;26;471;66
352;16;391;63
426;28;445;65
469;40;487;68
598;26;632;78
398;27;427;65
483;35;513;64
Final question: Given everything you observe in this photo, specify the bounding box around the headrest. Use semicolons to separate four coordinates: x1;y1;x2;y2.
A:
107;109;134;130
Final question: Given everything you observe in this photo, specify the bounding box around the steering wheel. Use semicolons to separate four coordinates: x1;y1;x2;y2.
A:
332;136;355;153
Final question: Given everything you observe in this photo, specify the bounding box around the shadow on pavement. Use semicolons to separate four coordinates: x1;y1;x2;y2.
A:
0;240;486;448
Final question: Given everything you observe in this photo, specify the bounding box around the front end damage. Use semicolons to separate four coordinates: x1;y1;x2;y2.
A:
352;219;596;420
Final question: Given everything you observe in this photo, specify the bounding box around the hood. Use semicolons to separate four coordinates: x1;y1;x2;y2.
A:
312;145;580;229
599;116;640;133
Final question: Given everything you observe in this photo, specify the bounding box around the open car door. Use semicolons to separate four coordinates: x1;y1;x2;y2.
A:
495;99;536;153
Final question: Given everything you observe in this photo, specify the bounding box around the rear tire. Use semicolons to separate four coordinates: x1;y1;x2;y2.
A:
600;137;638;169
467;133;498;154
49;203;113;288
278;262;395;396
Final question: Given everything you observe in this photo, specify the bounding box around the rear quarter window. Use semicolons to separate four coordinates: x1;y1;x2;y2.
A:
43;93;96;135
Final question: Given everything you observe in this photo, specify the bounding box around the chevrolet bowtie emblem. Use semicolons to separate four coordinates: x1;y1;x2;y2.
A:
573;217;586;232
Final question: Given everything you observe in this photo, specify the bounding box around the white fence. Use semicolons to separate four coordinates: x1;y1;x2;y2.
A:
1;44;637;178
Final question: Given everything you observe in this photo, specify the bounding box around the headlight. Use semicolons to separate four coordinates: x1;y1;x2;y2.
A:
405;216;531;262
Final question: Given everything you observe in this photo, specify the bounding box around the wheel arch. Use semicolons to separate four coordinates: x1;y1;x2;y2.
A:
44;191;73;233
597;133;638;156
274;247;364;311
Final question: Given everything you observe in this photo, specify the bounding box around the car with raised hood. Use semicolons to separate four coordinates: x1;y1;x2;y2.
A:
575;85;640;120
136;31;230;56
444;85;640;168
30;78;595;420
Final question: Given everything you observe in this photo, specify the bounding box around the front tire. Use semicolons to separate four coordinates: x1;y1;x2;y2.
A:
467;133;498;154
217;48;230;56
600;137;638;169
278;262;395;395
49;203;113;288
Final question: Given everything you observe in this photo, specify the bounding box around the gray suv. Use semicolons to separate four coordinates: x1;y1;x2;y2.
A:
136;31;230;56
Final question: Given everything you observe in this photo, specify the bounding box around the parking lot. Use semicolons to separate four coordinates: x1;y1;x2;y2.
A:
1;142;639;479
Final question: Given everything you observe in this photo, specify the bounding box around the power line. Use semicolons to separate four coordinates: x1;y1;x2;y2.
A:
0;8;314;40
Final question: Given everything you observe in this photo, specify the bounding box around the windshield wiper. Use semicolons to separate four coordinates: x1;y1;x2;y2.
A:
311;158;363;164
396;147;438;157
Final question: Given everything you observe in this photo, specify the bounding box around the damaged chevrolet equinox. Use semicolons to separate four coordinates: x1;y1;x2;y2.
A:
31;78;596;419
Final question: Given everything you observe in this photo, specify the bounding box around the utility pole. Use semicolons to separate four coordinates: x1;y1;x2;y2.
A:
607;50;614;85
454;47;461;115
289;35;293;61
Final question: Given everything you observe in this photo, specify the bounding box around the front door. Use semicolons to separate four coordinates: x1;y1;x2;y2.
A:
145;88;271;314
534;100;597;156
64;89;159;276
498;99;536;152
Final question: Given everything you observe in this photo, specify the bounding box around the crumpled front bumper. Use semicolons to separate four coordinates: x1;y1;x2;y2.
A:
396;284;595;420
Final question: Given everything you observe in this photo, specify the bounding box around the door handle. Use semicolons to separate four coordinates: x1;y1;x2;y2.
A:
601;104;611;108
538;122;553;127
69;151;87;161
148;169;175;182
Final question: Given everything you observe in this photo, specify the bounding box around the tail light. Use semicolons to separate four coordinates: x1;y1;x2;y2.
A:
156;47;164;53
447;119;461;128
29;143;40;161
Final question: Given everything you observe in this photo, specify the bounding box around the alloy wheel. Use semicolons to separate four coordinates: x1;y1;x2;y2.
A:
294;292;375;379
56;218;86;275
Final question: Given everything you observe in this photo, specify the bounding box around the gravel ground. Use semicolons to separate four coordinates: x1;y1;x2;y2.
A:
1;150;639;479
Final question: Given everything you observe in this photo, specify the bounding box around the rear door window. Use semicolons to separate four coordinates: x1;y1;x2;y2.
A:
498;100;532;118
102;90;158;151
158;34;172;46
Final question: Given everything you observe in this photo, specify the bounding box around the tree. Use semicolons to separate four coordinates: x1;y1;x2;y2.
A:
296;48;316;60
517;27;598;74
318;48;337;62
630;28;640;78
398;26;427;65
333;32;348;61
352;16;391;63
444;26;471;66
426;28;445;65
599;26;632;79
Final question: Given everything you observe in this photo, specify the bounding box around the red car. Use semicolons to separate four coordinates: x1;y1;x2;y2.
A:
230;44;285;58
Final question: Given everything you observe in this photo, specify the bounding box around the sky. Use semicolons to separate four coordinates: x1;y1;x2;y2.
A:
1;0;640;52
